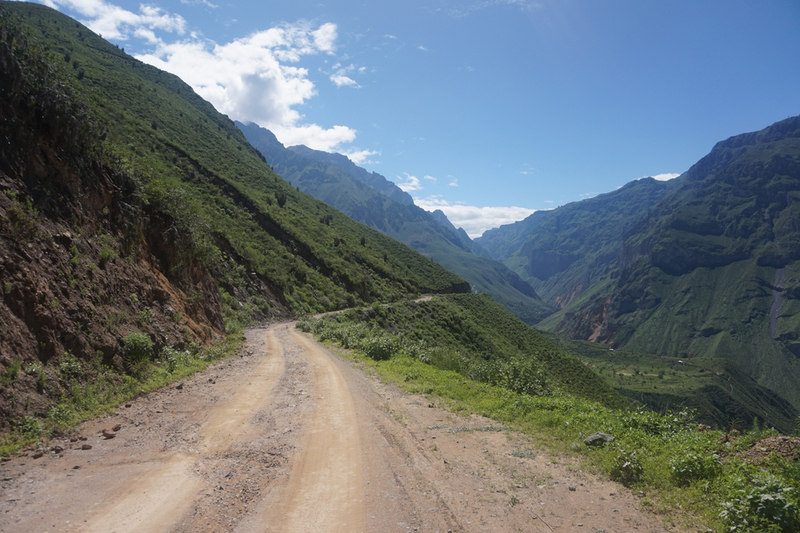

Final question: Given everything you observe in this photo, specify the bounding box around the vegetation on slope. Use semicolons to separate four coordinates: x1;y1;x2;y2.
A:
238;121;553;324
544;336;798;434
488;177;678;306
300;294;622;406
539;116;800;409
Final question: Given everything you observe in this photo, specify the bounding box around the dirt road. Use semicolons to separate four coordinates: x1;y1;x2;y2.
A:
0;323;679;532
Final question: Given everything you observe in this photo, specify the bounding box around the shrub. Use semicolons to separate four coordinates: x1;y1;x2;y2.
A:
16;416;42;438
720;473;800;532
161;346;191;373
670;450;721;486
123;332;153;376
47;403;74;430
59;355;83;379
361;335;398;361
610;447;643;486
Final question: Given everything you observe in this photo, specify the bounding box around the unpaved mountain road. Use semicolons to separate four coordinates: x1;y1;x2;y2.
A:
0;323;681;532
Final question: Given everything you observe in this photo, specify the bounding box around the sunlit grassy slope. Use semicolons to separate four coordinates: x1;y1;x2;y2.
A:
4;2;468;325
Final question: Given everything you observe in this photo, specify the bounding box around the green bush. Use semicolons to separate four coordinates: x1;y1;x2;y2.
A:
670;450;721;486
610;447;643;486
123;332;153;376
15;416;42;438
47;403;74;430
161;346;191;373
720;473;800;532
361;335;398;361
59;355;83;379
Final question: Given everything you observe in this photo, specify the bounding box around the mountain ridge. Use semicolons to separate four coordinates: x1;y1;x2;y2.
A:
478;115;800;410
237;120;554;324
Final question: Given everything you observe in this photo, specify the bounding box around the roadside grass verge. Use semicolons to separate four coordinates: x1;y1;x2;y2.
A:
299;314;800;533
0;333;243;457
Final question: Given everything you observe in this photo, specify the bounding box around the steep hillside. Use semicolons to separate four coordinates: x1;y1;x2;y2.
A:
479;177;679;307
474;209;549;261
288;144;414;206
301;293;624;407
544;336;798;433
540;115;800;409
238;121;554;324
0;3;467;430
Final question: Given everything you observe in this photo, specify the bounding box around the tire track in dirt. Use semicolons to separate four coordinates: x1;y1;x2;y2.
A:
244;327;366;533
0;323;688;532
59;327;287;533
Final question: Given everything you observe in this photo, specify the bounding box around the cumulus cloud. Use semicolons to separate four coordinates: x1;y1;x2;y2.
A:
41;0;187;40
133;22;364;151
415;196;536;238
339;148;380;165
40;0;365;152
396;173;425;192
448;178;458;187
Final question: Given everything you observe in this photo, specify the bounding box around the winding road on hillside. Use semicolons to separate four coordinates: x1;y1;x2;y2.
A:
0;324;680;532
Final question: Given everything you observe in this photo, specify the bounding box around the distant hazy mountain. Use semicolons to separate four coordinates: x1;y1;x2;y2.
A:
478;177;679;307
287;144;414;206
475;210;549;262
428;209;492;257
238;121;553;324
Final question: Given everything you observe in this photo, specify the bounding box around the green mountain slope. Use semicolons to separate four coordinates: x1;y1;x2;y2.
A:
480;178;679;307
302;293;624;407
539;116;800;409
0;3;468;428
287;144;414;206
474;210;549;261
4;2;466;306
544;336;798;433
237;122;554;324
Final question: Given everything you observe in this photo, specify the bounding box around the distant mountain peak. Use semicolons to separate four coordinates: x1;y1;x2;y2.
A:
286;144;415;206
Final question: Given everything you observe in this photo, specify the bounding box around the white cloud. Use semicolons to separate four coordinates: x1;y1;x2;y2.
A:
415;196;536;238
384;34;398;39
418;45;428;51
651;172;681;181
329;63;361;88
396;173;423;192
131;22;362;151
423;175;437;182
180;0;218;8
331;73;359;87
448;178;458;187
338;148;380;165
42;0;187;40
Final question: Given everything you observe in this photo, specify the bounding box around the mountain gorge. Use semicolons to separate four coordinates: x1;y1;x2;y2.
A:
237;121;554;324
478;115;800;413
1;1;798;440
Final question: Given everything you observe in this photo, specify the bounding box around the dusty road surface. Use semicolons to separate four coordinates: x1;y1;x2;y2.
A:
1;323;681;532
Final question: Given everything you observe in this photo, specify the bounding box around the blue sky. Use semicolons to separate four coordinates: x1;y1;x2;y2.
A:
29;0;800;237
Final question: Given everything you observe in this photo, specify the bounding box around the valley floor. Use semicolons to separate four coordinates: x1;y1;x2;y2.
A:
0;324;683;532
